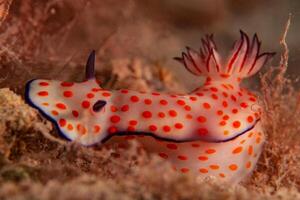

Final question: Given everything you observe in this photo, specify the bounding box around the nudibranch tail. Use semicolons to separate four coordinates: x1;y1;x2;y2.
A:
175;31;275;81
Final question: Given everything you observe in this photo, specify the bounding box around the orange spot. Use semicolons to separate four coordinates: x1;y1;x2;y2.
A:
223;115;229;120
206;149;216;154
158;152;168;159
219;173;226;178
198;128;208;135
110;106;118;112
240;139;246;144
67;124;73;131
232;108;238;114
110;115;121;123
203;103;211;109
39;82;49;86
61;82;73;87
222;84;229;90
199;168;208;173
121;105;129;112
211;94;218;100
197;116;206;123
180;168;189;173
210;87;218;92
191;143;200;148
258;132;262;136
158;112;165;118
209;165;220;170
52;110;59;116
189;96;197;101
231;95;237;102
42;102;49;106
222;101;228;108
232;146;243;154
129;120;137;126
248;132;254;138
256;137;261;144
144;99;152;105
174;123;183;129
77;124;86;135
233;121;241;128
222;92;228;97
56;103;67;110
240;102;248;108
93;125;101;133
130;96;139;102
219;121;226;126
224;130;229;135
166;143;177;150
168;110;177;117
152;92;160;96
63;91;73;98
38;91;48;96
108;126;117;134
186;114;193;119
72;110;79;118
86;93;94;98
228;84;234;89
246;161;252;169
149;125;157;131
247;116;254;123
81;101;90;109
120;89;128;93
198;156;208;161
160;99;168;105
102;92;111;97
184;105;191;111
217;110;223;116
177;155;188;160
163;125;171;132
59;119;66;127
142;111;152;118
248;145;253;155
127;126;135;131
229;164;238;171
92;88;101;92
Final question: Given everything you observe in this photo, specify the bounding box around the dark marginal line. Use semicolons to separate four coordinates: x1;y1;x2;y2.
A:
101;120;260;144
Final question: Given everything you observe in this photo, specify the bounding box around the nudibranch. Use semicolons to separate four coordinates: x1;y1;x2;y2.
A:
25;31;274;183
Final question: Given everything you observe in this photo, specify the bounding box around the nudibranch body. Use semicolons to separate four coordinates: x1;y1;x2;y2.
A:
25;31;274;183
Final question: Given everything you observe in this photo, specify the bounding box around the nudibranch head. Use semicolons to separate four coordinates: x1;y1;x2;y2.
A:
25;52;109;145
25;31;274;183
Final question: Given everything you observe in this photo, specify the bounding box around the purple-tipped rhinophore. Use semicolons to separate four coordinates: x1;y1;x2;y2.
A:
85;50;96;80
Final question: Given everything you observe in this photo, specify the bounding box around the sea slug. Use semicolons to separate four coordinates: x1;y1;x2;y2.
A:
25;31;274;183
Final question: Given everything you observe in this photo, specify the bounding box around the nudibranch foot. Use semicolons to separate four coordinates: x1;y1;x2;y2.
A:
25;31;274;183
108;121;264;184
